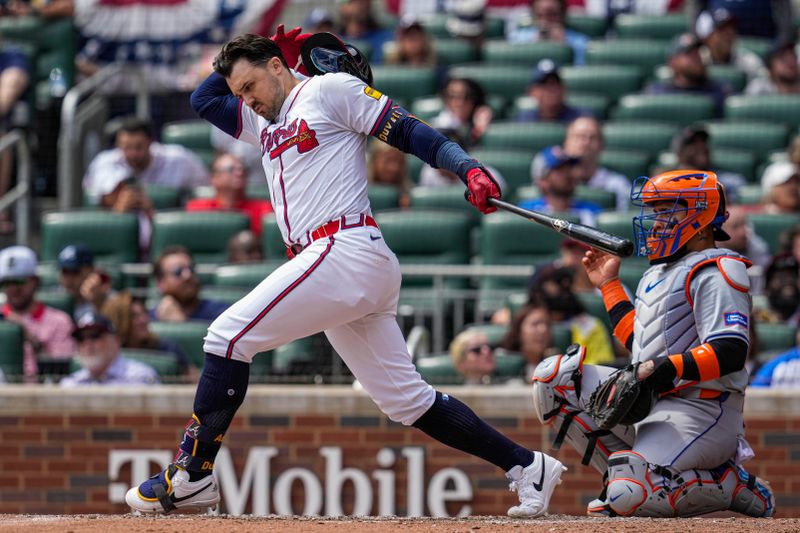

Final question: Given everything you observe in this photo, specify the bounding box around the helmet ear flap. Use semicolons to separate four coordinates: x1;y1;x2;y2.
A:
712;182;731;241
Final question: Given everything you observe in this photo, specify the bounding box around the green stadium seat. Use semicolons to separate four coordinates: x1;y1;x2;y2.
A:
600;149;651;181
586;39;668;74
653;64;746;93
597;210;638;244
376;209;472;298
603;121;678;153
448;65;530;100
433;38;477;65
561;65;642;101
481;211;567;267
566;15;607;38
415;353;525;384
515;184;617;209
614;14;689;40
200;286;248;305
618;258;650;293
737;37;771;62
161;120;214;166
567;93;610;119
748;213;800;254
36;290;74;316
246;184;270;201
711;148;757;183
577;291;611;332
371;66;437;101
407;154;424;184
483;40;573;65
144;184;182;210
261;214;287;260
119;349;181;379
149;321;210;369
510;94;609;120
755;323;797;355
704;121;789;161
725;95;800;128
466;323;510;346
151;211;250;263
480;121;566;151
410;95;507;123
368;184;401;212
213;261;285;289
409;186;478;222
611;94;715;125
737;184;763;205
272;337;316;374
41;211;139;263
348;40;373;61
469;149;534;196
0;322;24;379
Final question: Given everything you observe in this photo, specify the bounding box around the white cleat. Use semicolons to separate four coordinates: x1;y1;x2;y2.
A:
126;464;220;514
506;451;567;518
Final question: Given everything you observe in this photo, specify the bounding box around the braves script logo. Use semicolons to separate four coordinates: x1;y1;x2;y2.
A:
260;118;319;159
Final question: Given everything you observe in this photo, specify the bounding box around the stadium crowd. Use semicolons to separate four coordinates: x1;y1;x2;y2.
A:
0;0;799;389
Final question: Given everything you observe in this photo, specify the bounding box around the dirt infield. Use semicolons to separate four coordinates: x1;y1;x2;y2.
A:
1;515;798;533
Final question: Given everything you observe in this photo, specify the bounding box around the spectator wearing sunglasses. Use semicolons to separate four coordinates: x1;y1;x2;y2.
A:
0;246;76;382
449;329;497;385
151;245;228;323
61;311;159;387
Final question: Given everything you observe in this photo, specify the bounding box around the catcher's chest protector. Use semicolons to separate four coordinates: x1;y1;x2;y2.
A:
632;249;748;377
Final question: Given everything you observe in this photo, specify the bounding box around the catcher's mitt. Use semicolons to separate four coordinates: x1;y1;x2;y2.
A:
585;362;657;430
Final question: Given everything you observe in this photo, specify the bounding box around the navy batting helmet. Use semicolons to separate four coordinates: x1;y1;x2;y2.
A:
300;32;374;86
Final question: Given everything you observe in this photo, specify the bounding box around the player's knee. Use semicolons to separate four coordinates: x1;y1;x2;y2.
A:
531;344;586;423
606;451;650;516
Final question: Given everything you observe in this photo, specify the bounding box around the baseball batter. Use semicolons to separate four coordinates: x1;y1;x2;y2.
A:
126;31;566;516
530;170;774;517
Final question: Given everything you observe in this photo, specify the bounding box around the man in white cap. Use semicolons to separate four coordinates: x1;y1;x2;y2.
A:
761;160;800;214
0;245;75;381
696;8;765;81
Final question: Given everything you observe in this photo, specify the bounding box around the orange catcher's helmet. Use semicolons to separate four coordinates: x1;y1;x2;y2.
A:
631;170;730;262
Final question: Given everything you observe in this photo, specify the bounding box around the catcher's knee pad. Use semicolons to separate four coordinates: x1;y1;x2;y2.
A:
531;343;586;423
547;409;630;474
606;451;673;517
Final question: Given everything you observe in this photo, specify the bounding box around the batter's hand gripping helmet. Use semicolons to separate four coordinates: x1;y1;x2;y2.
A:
631;170;730;263
300;32;374;86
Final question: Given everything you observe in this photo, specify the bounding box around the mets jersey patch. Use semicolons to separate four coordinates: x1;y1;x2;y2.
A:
724;312;749;327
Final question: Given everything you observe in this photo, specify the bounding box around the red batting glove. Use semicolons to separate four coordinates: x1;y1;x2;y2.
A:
270;24;311;75
466;166;501;214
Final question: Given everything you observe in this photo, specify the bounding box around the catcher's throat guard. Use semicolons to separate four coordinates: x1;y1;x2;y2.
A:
301;32;374;85
586;362;657;429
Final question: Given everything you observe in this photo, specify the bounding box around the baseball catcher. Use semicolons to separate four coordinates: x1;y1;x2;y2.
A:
531;170;774;517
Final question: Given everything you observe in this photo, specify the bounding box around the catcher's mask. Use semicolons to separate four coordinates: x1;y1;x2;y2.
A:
631;170;729;263
301;32;374;86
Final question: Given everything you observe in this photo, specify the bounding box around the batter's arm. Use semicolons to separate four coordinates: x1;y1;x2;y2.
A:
190;72;260;145
371;104;481;183
599;278;634;351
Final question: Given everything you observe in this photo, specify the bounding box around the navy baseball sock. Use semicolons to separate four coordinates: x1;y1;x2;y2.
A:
412;391;534;472
177;353;250;481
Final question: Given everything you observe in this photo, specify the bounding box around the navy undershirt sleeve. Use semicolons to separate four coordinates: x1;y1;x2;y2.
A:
190;72;241;138
372;103;478;184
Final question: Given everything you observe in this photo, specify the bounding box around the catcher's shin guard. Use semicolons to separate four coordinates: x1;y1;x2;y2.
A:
605;452;774;518
532;345;631;473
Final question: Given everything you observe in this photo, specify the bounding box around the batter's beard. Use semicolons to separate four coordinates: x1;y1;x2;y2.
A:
260;85;286;121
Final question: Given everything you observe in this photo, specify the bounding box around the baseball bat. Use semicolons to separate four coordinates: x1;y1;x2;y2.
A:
486;197;635;257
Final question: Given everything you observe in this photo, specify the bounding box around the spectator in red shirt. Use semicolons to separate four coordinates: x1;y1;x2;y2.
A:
0;245;75;381
185;153;273;235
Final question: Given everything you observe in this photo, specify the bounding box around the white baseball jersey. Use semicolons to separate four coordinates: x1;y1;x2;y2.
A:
236;73;391;246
